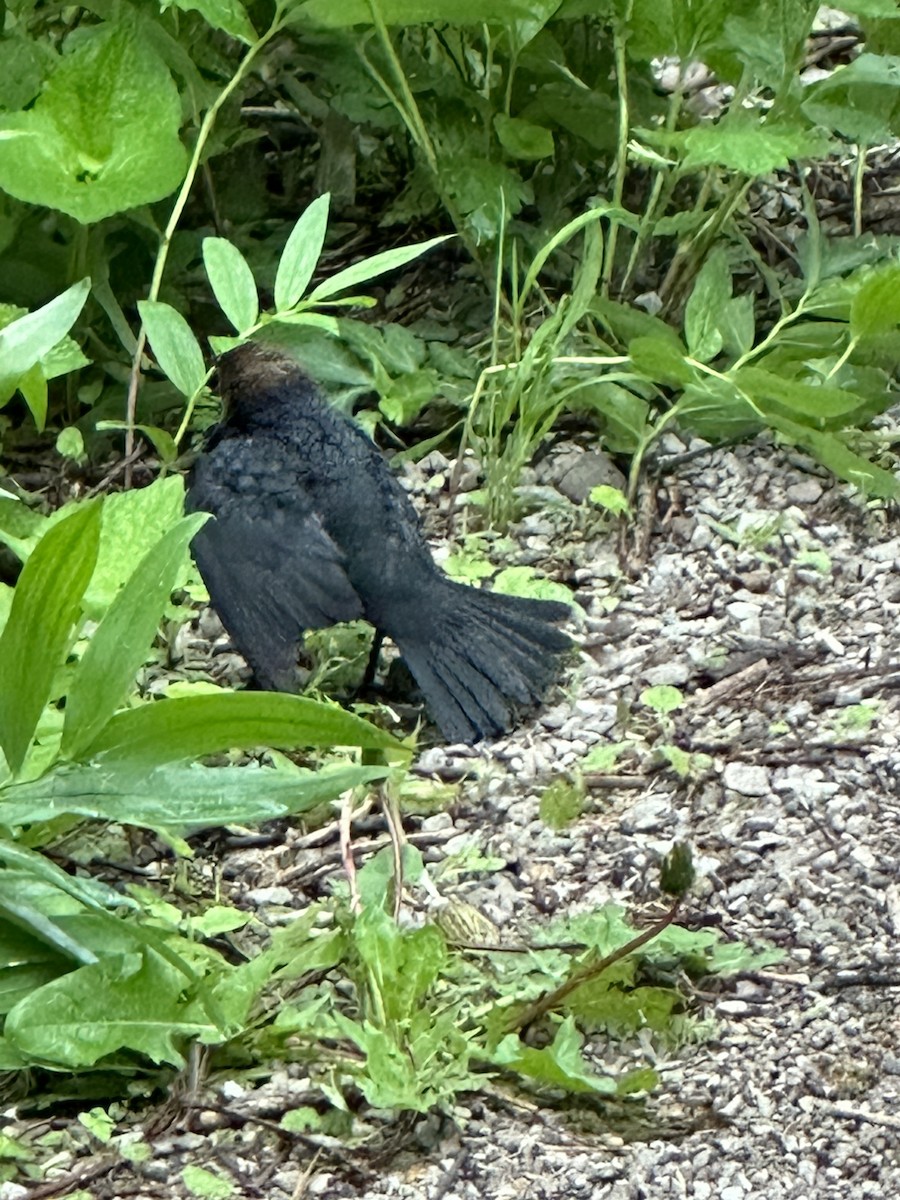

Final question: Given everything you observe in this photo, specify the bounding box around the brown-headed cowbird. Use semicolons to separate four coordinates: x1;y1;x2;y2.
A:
186;342;570;742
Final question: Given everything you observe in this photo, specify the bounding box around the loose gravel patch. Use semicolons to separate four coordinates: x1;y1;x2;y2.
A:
12;435;899;1200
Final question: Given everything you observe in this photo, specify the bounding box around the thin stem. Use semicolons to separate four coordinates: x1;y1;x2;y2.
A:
507;895;683;1033
601;4;633;297
124;13;286;484
853;142;867;239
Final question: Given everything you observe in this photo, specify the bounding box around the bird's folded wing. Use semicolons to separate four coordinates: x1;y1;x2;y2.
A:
187;454;364;690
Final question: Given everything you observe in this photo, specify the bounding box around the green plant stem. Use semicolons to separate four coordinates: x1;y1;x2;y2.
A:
506;894;683;1033
124;12;286;484
620;82;685;296
659;173;751;311
601;6;633;297
731;297;809;371
853;143;867;239
361;6;480;276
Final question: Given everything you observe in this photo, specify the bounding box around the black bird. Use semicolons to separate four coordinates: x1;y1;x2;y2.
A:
186;342;571;743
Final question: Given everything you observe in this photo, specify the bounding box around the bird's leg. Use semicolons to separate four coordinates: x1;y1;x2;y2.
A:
361;627;385;691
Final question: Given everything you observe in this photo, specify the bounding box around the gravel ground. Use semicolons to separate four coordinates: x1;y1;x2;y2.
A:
9;434;900;1200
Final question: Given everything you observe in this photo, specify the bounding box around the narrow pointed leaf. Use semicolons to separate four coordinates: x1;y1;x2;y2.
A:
202;237;259;333
62;514;210;760
0;502;101;774
274;193;331;312
308;235;451;303
138;300;207;397
0;278;90;378
80;692;408;767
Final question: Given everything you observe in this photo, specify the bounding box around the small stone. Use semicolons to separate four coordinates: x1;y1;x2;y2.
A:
245;886;293;906
642;661;690;686
620;798;674;834
723;763;771;796
785;479;823;504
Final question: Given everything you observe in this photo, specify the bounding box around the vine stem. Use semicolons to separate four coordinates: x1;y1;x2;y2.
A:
124;12;287;486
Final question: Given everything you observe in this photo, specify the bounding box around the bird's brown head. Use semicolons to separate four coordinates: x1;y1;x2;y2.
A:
215;342;312;417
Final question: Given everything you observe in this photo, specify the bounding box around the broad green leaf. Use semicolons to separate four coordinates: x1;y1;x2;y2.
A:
494;114;554;160
4;949;215;1068
629;335;695;385
769;416;900;500
640;685;683;714
0;33;50;111
0;841;128;913
850;264;900;340
801;53;900;143
0;762;391;833
62;515;209;761
680;120;832;175
274;193;331;312
297;0;542;25
0;20;187;223
139;301;207;398
56;427;86;462
491;1018;617;1096
87;476;189;612
736;366;875;427
0;278;90;382
0;879;99;967
203;238;259;333
0;502;100;775
171;0;257;43
353;907;446;1022
80;692;407;767
17;363;47;431
684;249;730;362
181;1166;234;1200
308;235;452;303
675;381;762;442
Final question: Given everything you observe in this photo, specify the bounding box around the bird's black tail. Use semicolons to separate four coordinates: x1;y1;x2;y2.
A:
391;581;571;743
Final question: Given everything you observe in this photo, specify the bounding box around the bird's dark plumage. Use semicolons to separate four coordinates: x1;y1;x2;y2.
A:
186;343;570;743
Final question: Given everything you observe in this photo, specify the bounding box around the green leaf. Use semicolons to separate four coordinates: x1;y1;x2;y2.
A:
629;335;695;385
676;381;762;442
4;949;215;1068
181;1165;234;1200
171;0;257;44
17;363;47;431
0;502;101;775
56;427;86;463
679;119;832;175
274;193;331;312
801;52;900;143
202;238;259;334
494;114;554;160
62;515;209;761
0;762;392;833
138;301;207;398
850;264;900;340
297;0;543;25
0;278;90;382
87;476;191;612
491;1018;617;1096
80;692;407;767
0;20;187;223
769;416;900;500
684;249;730;362
736;366;875;427
640;685;683;714
308;235;452;303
